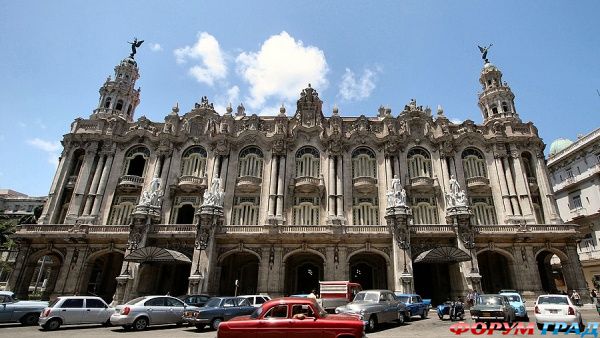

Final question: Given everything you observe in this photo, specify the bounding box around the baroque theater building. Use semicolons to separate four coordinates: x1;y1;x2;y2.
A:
7;49;588;305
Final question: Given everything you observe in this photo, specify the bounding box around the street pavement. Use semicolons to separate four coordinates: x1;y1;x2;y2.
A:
1;308;598;337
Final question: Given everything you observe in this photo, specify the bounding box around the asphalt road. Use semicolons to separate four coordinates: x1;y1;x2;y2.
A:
1;308;598;337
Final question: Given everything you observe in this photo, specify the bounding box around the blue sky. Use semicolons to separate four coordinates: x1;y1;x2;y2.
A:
1;1;599;196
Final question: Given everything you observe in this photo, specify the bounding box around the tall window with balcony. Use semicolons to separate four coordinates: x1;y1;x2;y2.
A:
462;148;487;180
107;196;137;225
407;148;432;179
231;196;260;225
170;196;201;224
470;197;498;225
238;147;264;179
352;197;379;225
411;197;438;224
123;146;150;177
293;197;320;225
181;146;207;178
352;147;377;179
296;146;320;178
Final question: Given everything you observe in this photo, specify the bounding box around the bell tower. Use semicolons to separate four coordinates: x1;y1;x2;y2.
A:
477;52;519;123
91;55;141;122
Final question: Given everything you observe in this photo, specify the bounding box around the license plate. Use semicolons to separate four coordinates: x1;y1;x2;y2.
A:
482;313;490;317
549;310;558;314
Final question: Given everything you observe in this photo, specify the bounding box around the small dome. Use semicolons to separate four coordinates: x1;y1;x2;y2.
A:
549;138;574;157
482;62;499;73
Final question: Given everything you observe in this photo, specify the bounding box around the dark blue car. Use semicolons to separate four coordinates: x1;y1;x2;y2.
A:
394;293;431;320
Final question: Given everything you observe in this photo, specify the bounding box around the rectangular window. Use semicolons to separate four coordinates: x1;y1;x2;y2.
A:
565;168;573;178
571;195;582;209
60;298;84;308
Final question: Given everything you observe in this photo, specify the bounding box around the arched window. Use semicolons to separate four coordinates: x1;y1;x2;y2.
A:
491;105;498;115
352;147;377;178
124;146;150;177
501;102;509;113
170;196;200;224
521;152;536;179
181;146;207;178
462;148;487;179
296;147;320;178
293;197;320;225
352;197;379;225
115;100;124;111
108;196;137;225
232;196;260;225
238;147;264;178
411;197;438;225
407;148;432;179
69;149;85;177
470;197;497;225
103;97;112;109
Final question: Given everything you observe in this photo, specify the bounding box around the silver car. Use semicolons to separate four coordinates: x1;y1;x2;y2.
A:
335;290;408;332
38;296;115;330
110;295;198;331
0;291;48;325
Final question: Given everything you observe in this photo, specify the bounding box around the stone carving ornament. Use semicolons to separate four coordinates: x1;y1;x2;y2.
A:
386;175;407;207
139;177;163;207
445;175;468;208
202;177;224;207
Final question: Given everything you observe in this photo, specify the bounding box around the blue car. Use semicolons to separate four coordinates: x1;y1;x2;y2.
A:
394;293;430;320
499;291;528;321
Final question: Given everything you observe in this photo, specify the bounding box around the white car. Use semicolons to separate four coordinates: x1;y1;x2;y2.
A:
238;295;271;307
534;294;583;330
38;296;115;330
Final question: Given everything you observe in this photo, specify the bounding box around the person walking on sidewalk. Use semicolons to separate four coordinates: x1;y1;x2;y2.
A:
591;289;597;304
571;290;581;306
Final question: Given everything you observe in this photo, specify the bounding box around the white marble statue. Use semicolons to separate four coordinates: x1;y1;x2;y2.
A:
202;177;224;207
446;175;468;208
387;175;407;207
140;177;163;207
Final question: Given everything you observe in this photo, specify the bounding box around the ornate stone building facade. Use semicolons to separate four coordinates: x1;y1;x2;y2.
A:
7;51;588;304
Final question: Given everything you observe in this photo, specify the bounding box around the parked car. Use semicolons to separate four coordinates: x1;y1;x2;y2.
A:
183;296;256;330
499;291;528;321
179;294;212;307
0;291;48;325
436;300;465;321
217;297;365;338
534;294;583;330
470;294;516;324
238;295;271;308
38;296;115;330
335;289;408;332
110;295;197;331
394;293;430;320
319;281;362;313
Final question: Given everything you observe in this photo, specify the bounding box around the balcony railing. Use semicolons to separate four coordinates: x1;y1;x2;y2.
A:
236;176;263;193
466;176;490;191
569;207;588;219
409;176;435;190
352;176;378;194
292;176;324;194
177;175;208;192
118;175;145;188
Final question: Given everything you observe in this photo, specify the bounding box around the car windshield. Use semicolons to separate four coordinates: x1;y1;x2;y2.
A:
396;296;410;303
538;296;569;305
353;292;379;302
205;298;221;308
477;295;503;306
125;297;146;305
504;295;521;302
250;306;263;319
48;299;60;307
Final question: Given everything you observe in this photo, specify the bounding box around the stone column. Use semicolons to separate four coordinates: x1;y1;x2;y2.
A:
336;156;344;218
188;205;223;294
83;155;106;216
494;155;513;218
39;148;74;224
6;244;32;298
65;144;98;223
535;154;562;223
276;156;286;218
510;152;535;222
328;156;336;218
268;155;278;217
385;206;413;292
503;157;521;216
90;153;115;220
257;247;272;294
563;245;591;303
325;247;336;281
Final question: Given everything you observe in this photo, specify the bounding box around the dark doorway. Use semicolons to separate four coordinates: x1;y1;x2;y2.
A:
86;252;124;303
137;261;191;297
349;253;387;290
537;251;566;294
127;155;146;176
219;253;259;296
478;251;514;293
176;205;195;224
284;253;324;295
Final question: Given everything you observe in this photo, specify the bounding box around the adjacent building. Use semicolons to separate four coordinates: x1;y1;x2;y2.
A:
6;48;588;304
547;128;600;289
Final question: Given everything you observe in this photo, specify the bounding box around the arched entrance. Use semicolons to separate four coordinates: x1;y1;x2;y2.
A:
85;252;124;302
537;251;567;294
284;252;324;295
219;252;259;296
25;253;62;300
349;252;388;290
126;247;192;297
478;251;515;293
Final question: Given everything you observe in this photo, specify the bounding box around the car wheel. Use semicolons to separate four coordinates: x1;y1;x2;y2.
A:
397;312;405;325
537;323;544;330
102;319;111;327
195;324;206;330
438;313;443;320
44;318;61;331
20;313;39;326
133;317;149;331
421;309;428;319
367;315;377;332
211;318;223;330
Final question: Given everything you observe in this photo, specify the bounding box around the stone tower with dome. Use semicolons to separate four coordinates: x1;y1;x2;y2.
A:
6;45;589;305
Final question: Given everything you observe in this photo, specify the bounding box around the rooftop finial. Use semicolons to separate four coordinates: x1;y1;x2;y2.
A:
477;43;493;64
128;37;144;59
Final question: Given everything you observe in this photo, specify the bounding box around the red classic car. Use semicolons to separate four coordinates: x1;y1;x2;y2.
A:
217;297;365;338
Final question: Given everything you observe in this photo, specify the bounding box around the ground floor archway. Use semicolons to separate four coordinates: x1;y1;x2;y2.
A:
219;252;259;296
537;250;567;294
413;262;463;306
21;253;63;300
136;260;191;297
85;252;124;303
478;251;515;293
284;252;324;295
349;252;388;290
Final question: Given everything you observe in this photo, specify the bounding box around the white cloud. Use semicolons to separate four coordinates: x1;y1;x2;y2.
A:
150;43;163;52
338;67;380;101
213;85;241;115
449;118;462;124
236;31;329;110
174;32;227;86
27;138;61;166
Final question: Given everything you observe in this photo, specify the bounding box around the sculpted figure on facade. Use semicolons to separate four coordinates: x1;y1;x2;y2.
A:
139;177;163;207
387;175;407;207
446;175;468;208
202;177;224;207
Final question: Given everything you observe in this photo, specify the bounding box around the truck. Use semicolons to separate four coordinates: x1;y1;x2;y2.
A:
318;281;362;313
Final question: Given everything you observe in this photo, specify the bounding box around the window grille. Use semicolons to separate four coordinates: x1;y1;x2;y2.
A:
470;197;497;225
352;197;379;225
181;146;207;177
352;147;377;178
238;147;264;178
232;196;260;225
462;148;487;179
407;148;432;178
293;197;320;225
295;147;320;178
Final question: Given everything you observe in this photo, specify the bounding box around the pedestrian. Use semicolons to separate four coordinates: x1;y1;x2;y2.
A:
591;289;597;305
571;290;581;306
308;289;317;299
466;290;474;308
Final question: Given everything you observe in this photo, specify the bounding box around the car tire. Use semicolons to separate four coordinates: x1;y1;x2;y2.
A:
367;315;377;332
211;318;223;330
102;319;111;327
438;313;443;320
43;318;61;331
421;309;428;319
196;324;206;330
133;317;149;331
537;323;544;330
20;313;39;326
396;313;405;325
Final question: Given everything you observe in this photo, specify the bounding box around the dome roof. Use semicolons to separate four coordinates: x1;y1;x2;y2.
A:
549;138;574;157
482;62;499;73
